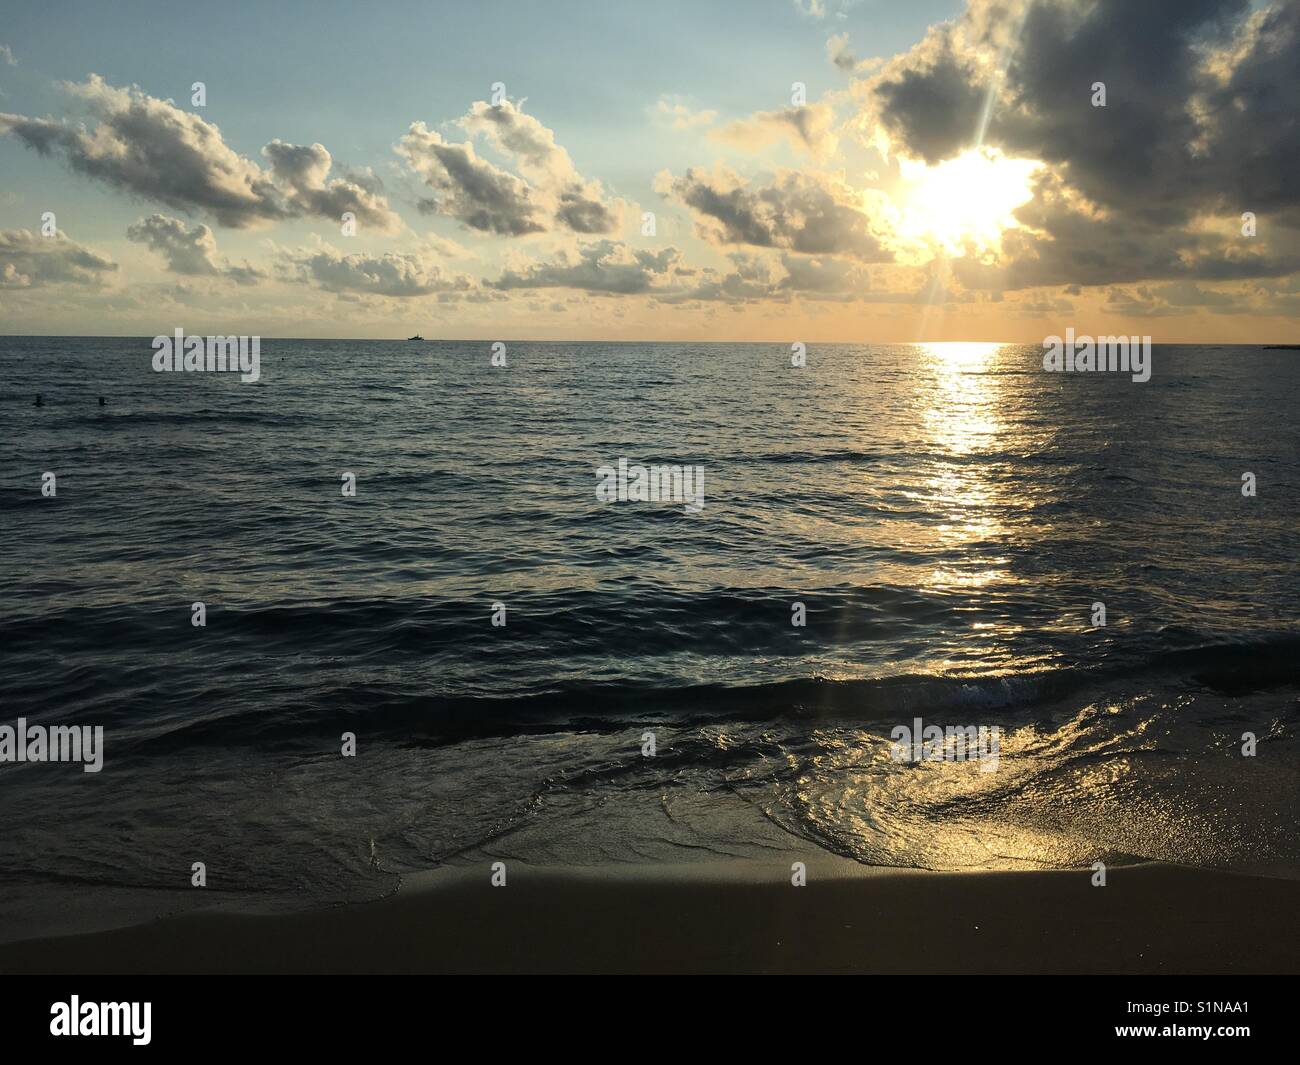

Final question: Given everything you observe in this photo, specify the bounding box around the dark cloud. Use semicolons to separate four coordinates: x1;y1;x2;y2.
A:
867;0;1300;288
997;0;1253;223
1196;2;1300;220
952;170;1300;291
555;188;618;235
874;32;986;165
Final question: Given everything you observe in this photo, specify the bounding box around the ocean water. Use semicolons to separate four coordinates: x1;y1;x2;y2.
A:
2;336;1299;939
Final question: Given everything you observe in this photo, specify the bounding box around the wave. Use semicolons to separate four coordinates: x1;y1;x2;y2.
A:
123;633;1300;752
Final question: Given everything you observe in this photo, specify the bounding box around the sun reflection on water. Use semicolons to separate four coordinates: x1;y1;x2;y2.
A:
910;343;1012;593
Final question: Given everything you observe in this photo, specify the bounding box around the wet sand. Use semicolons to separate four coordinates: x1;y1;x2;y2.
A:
2;860;1297;974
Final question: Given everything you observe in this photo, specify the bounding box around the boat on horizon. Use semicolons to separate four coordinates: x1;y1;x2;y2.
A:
407;335;424;341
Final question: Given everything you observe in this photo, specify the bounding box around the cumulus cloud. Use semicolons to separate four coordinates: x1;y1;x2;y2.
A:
261;141;399;231
283;242;475;298
950;170;1300;291
397;99;620;237
712;103;839;158
0;228;117;288
491;240;682;295
657;166;892;261
126;214;265;284
486;239;892;306
0;75;401;230
873;39;987;165
397;122;545;235
859;0;1300;289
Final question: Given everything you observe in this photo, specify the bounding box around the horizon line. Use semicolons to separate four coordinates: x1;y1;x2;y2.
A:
2;334;1299;346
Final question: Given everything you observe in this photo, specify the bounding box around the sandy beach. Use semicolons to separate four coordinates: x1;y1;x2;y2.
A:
2;860;1296;975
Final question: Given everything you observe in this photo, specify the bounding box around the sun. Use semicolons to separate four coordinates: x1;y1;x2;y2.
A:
894;148;1039;256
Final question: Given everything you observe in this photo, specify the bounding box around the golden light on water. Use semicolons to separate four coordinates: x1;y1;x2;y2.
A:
922;341;1001;371
915;342;1009;594
918;342;1000;456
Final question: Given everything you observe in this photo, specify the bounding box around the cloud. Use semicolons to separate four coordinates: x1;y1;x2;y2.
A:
1100;286;1185;317
0;228;117;288
657;166;892;261
126;214;265;284
653;252;784;305
826;33;879;75
794;0;865;20
1008;293;1075;317
261;141;400;232
1152;281;1242;309
397;99;621;237
1092;281;1257;317
870;26;987;166
491;240;682;294
420;232;473;260
283;242;475;298
857;0;1300;291
0;75;400;230
665;251;924;305
397;122;545;236
712;103;839;158
0;44;15;66
950;170;1300;291
776;252;874;297
651;96;718;130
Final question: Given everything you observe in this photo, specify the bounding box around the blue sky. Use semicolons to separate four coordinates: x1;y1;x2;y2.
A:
0;0;959;237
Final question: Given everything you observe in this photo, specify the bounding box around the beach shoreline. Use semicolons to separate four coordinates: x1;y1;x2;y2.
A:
2;860;1296;975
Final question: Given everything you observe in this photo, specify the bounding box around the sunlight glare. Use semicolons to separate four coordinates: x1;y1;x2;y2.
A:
896;149;1039;255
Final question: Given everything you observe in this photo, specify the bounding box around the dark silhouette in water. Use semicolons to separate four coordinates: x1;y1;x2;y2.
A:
34;394;43;407
98;396;106;406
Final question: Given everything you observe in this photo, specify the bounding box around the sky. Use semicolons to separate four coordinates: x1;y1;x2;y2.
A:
1;0;1297;341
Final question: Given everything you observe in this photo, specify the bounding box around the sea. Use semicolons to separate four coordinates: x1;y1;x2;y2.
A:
2;336;1299;941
